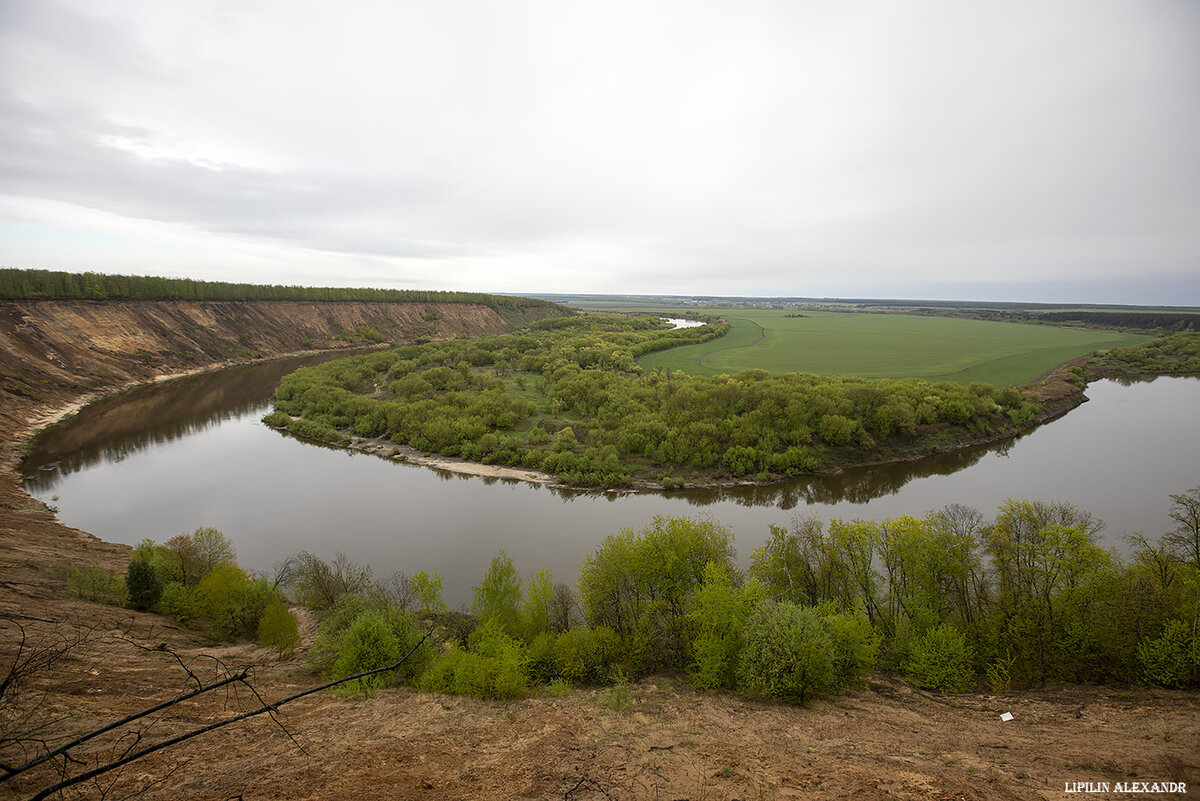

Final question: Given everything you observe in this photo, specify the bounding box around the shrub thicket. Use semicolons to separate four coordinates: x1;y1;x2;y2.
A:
903;623;975;692
1137;620;1197;688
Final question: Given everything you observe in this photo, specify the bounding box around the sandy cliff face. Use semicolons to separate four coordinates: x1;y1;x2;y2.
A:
0;298;547;441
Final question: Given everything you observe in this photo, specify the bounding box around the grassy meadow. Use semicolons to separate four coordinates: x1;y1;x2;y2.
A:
635;310;1148;385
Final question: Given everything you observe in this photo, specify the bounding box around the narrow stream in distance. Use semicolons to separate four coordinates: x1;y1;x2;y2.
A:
21;355;1200;607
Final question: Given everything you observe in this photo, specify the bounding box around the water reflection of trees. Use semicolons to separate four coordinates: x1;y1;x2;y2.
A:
22;352;365;493
537;436;1017;507
665;440;1012;508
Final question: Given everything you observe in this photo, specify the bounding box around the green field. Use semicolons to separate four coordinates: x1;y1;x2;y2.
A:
635;310;1148;386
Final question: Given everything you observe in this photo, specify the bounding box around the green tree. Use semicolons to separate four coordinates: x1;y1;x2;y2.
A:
687;562;765;691
578;515;736;671
877;513;982;641
521;568;555;639
984;499;1110;686
411;570;447;614
195;564;276;641
161;528;236;586
126;558;163;611
748;517;827;606
471;551;523;636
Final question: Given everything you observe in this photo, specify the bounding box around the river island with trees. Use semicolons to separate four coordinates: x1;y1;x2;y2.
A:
262;313;1200;489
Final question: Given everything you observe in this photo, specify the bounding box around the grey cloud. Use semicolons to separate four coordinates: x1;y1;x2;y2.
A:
0;94;478;259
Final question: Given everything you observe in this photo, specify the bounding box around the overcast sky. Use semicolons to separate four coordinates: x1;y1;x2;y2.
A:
1;1;1197;304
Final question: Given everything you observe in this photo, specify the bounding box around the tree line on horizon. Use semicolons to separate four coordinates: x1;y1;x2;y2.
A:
0;267;569;316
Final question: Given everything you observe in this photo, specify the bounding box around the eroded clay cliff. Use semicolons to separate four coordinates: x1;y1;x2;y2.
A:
0;298;558;441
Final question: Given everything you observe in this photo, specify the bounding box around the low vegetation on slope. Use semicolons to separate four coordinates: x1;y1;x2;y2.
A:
265;314;1048;487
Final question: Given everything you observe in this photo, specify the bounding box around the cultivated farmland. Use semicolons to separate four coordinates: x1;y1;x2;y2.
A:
637;309;1147;385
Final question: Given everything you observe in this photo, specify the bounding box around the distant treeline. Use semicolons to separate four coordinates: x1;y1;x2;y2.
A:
1037;311;1198;332
897;305;1199;334
856;298;1200;313
0;268;569;315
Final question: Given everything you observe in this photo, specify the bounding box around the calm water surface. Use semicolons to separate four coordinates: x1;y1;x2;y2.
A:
22;359;1200;607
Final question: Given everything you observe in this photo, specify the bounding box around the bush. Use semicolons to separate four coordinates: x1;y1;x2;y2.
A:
904;624;975;692
262;410;292;427
1138;620;1197;688
738;601;835;705
526;631;561;684
195;565;276;641
308;593;370;674
357;325;385;343
66;564;127;606
554;626;620;685
604;668;632;711
687;563;762;692
379;604;432;684
309;594;430;687
823;611;879;691
331;609;401;697
257;600;301;658
419;619;529;700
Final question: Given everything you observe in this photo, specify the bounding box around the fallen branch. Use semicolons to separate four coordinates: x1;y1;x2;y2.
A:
18;628;433;801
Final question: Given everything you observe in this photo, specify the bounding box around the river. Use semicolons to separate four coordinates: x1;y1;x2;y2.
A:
21;355;1200;607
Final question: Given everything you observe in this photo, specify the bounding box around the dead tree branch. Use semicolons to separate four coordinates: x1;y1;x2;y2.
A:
19;627;433;801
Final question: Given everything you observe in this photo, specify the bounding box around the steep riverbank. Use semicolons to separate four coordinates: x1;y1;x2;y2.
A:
0;298;550;432
0;297;565;577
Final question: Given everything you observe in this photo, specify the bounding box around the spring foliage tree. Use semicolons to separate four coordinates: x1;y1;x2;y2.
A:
578;515;736;670
471;551;523;636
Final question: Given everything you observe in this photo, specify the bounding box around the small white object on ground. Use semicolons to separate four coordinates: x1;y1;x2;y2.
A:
999;712;1014;722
